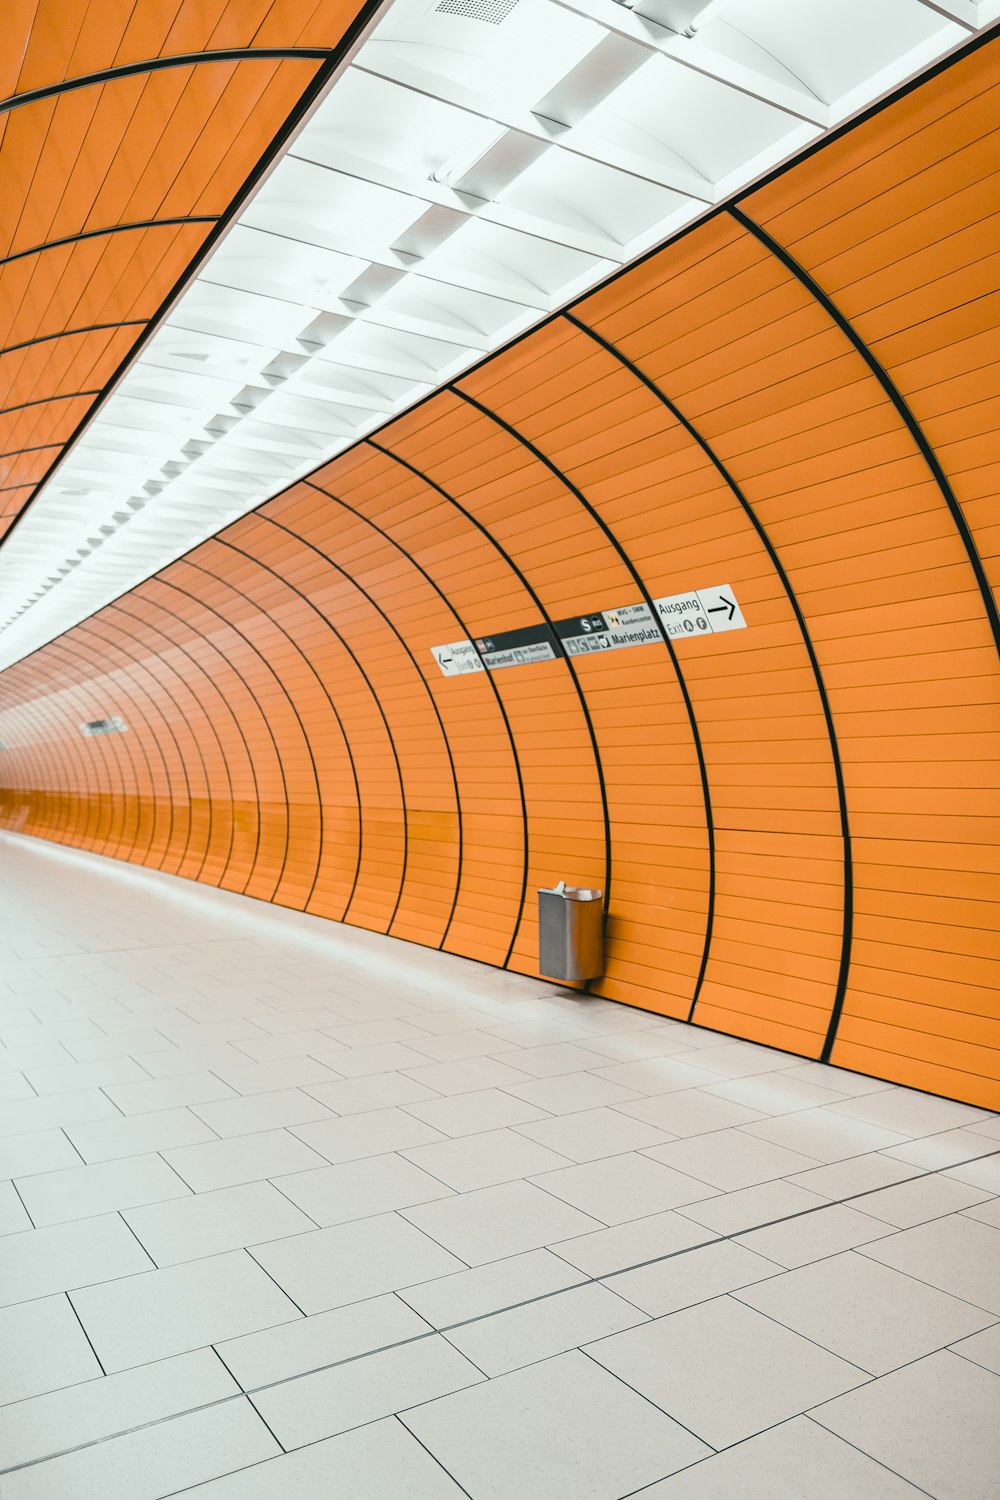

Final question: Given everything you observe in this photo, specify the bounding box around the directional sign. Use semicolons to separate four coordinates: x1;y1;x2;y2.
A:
652;584;746;639
430;640;485;677
473;623;558;670
80;716;128;737
556;602;660;656
431;585;746;676
430;625;557;676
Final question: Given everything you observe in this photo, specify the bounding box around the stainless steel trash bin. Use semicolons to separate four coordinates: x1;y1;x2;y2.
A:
538;881;604;982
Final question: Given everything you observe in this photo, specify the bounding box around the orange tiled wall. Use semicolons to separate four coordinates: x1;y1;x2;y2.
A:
0;0;372;543
2;42;998;1108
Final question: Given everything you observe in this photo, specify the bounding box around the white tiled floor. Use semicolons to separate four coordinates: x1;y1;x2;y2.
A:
1;832;999;1499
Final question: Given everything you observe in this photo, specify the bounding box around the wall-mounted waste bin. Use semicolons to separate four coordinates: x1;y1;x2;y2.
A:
538;881;604;983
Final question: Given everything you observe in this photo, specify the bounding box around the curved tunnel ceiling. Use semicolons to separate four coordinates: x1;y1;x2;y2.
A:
0;0;996;668
0;0;382;569
1;38;998;1107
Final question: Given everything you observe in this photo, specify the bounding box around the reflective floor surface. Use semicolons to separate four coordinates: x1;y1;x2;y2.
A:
1;832;998;1499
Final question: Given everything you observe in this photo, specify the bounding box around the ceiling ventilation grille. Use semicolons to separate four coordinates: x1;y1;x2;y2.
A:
434;0;519;23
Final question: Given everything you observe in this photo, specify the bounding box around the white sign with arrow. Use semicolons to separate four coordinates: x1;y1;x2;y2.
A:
652;584;746;639
430;640;485;676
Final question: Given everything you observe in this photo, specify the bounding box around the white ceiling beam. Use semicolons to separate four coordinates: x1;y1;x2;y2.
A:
285;147;628;262
532;32;649;124
548;0;832;124
354;54;717;200
912;0;979;27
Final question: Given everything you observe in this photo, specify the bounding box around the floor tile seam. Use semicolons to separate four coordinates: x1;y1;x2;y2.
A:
806;1349;1000;1464
575;1342;722;1455
822;1098;997;1130
0;1363;109;1416
510;1182;683;1236
0;1385;264;1479
670;1144;1000;1231
6;1176;34;1230
390;1204;479;1267
23;1055;161;1096
798;1413;939;1500
724;1116;905;1160
603;1096;760;1133
365;1146;512;1199
192;1242;764;1406
615;1410;940;1500
65;1290;109;1378
208;1057;350;1093
393;1415;477;1499
6;1272;628;1449
147;1149;206;1206
433;1303;657;1382
0;1332;252;1417
632;1134;834;1186
12;1072;40;1101
205;1314;479;1404
97;1357;494;1488
866;1191;1000;1235
92;1081;130;1120
726;1282;1000;1376
230;1242;309;1317
803;1329;1000;1425
505;1127;683;1164
852;1237;1000;1316
444;1272;654;1353
0;1236;181;1306
298;1070;446;1109
393;1136;580;1188
676;1193;923;1249
546;1153;996;1282
587;1296;876;1437
392;1097;559;1138
240;1389;287;1457
239;1171;328;1234
947;1339;1000;1377
881;1140;1000;1176
0;1090;132;1135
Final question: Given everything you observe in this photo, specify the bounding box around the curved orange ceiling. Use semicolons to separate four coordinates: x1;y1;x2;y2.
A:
0;0;378;546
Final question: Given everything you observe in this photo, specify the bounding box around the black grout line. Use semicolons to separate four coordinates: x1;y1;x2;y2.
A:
64;1290;107;1377
8;1175;35;1228
394;1416;477;1499
59;1126;88;1165
243;1391;287;1455
241;1246;308;1319
264;1175;324;1232
0;1385;270;1477
800;1415;940;1500
113;1208;158;1267
578;1343;722;1455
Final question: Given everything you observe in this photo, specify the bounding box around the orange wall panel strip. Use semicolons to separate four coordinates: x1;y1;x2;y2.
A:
0;0;375;540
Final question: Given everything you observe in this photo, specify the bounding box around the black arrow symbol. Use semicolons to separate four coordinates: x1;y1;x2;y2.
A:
708;595;736;621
